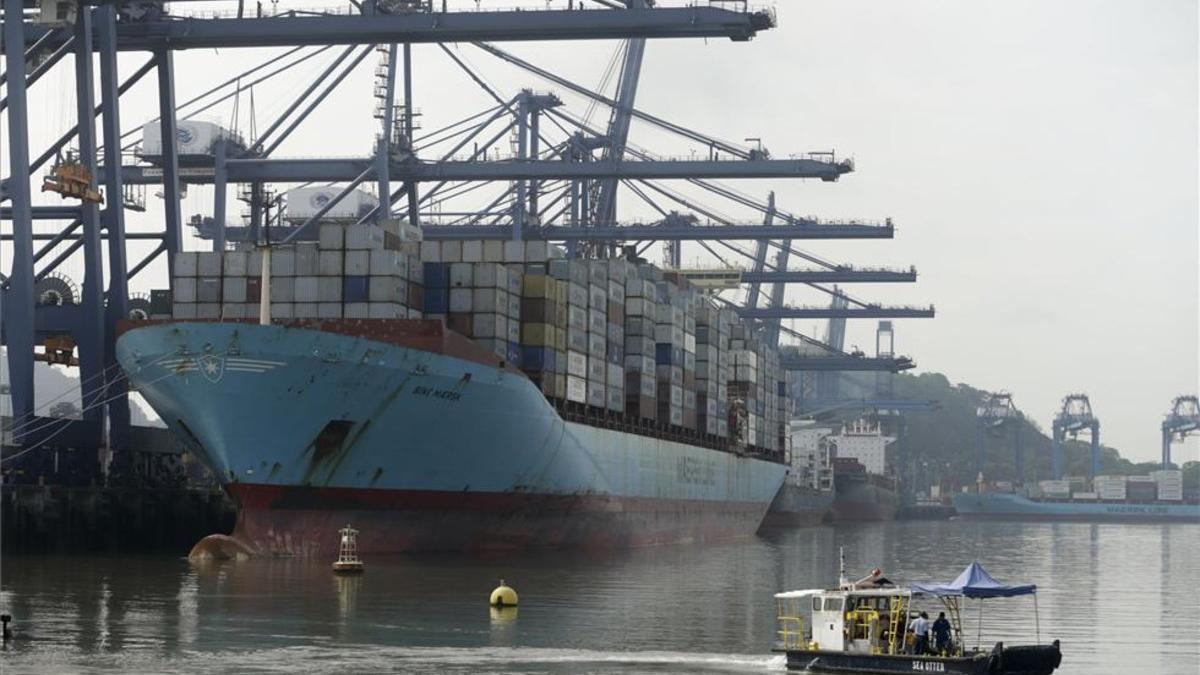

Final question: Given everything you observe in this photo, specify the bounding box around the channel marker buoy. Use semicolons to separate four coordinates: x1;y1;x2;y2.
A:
332;524;364;575
489;580;518;608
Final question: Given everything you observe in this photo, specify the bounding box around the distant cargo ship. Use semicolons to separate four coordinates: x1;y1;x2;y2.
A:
762;421;836;527
954;470;1197;523
827;420;899;522
952;492;1199;523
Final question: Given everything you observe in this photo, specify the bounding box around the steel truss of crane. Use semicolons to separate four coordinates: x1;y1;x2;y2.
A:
2;0;929;468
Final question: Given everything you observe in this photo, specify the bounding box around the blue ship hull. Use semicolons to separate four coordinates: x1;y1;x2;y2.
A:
952;492;1200;523
116;321;787;554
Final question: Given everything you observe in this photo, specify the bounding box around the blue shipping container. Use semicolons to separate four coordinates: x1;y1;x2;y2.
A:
521;346;555;372
343;275;369;303
655;343;682;366
423;262;451;288
423;287;449;313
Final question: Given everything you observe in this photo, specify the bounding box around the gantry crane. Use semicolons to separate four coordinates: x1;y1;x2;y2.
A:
976;392;1024;484
1052;394;1100;480
1;0;931;486
1161;395;1200;469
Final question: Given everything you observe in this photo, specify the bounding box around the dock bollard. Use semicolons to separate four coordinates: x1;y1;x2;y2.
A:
489;580;518;608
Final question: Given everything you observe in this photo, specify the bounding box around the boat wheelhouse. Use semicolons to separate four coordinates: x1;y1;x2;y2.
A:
774;561;1062;674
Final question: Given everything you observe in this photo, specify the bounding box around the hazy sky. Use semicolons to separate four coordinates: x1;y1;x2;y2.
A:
3;1;1197;463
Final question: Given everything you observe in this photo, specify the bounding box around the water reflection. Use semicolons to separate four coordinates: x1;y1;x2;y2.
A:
0;521;1195;674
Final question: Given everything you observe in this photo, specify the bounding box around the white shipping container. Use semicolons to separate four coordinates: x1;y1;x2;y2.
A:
318;250;343;276
462;240;484;262
271;277;295;302
272;249;296;276
270;302;294;319
294;277;319;303
369;276;404;303
344;223;386;251
567;350;587;378
344;302;370;319
420;241;441;262
222;303;248;320
473;288;506;313
141;120;229;157
449;288;473;312
503;240;525;263
344;250;369;276
295;244;319;275
370;250;407;277
196;303;221;319
222;277;247;303
566;376;587;403
293;303;318;319
483;240;504;262
441;241;463;263
174;251;198;276
368;302;405;319
524;240;548;261
174;278;197;303
317;302;342;319
450;262;474;287
318;277;341;302
474;263;504;288
319;223;345;250
172;302;197;319
472;313;506;339
285;187;379;223
197;251;222;276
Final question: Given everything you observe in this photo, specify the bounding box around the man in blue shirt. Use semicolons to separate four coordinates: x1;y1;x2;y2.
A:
931;612;953;655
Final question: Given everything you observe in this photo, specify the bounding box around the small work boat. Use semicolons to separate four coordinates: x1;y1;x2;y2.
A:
773;557;1062;674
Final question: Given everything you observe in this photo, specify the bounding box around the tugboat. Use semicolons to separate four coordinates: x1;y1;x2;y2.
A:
773;556;1062;674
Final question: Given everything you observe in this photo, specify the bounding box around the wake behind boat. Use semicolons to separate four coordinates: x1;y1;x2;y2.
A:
773;559;1062;674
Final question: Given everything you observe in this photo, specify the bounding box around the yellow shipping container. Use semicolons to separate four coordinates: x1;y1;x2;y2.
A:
521;323;557;347
522;274;556;299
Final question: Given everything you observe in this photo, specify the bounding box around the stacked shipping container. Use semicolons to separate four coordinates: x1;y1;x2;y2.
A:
170;222;421;321
168;233;788;458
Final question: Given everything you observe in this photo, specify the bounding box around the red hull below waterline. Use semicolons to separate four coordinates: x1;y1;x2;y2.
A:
219;483;775;556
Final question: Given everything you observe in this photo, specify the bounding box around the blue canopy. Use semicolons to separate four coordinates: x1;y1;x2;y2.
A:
910;562;1037;598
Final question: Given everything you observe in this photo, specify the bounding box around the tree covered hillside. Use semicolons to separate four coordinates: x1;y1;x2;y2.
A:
890;372;1199;490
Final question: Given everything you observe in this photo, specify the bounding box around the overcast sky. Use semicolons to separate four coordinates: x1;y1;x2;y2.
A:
3;0;1197;463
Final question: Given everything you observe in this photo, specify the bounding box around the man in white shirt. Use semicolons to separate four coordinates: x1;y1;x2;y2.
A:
907;611;930;654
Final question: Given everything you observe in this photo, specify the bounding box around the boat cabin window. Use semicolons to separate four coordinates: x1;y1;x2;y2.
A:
823;597;844;612
812;597;822;611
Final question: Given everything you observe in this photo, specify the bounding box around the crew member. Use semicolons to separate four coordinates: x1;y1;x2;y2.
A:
907;611;930;654
931;612;953;655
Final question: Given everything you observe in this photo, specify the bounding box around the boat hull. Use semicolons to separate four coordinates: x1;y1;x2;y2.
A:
952;492;1200;523
830;476;899;522
116;320;787;555
762;481;834;527
782;642;1061;674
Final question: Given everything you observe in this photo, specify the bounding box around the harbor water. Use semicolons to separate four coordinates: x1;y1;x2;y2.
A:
1;520;1196;674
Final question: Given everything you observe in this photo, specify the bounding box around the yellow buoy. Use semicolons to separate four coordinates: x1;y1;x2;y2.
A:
489;579;518;608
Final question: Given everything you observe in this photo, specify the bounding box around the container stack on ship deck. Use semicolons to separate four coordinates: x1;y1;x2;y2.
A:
118;221;793;555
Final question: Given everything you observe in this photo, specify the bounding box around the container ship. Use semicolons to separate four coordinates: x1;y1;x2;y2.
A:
953;471;1199;523
117;215;790;555
827;420;899;522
